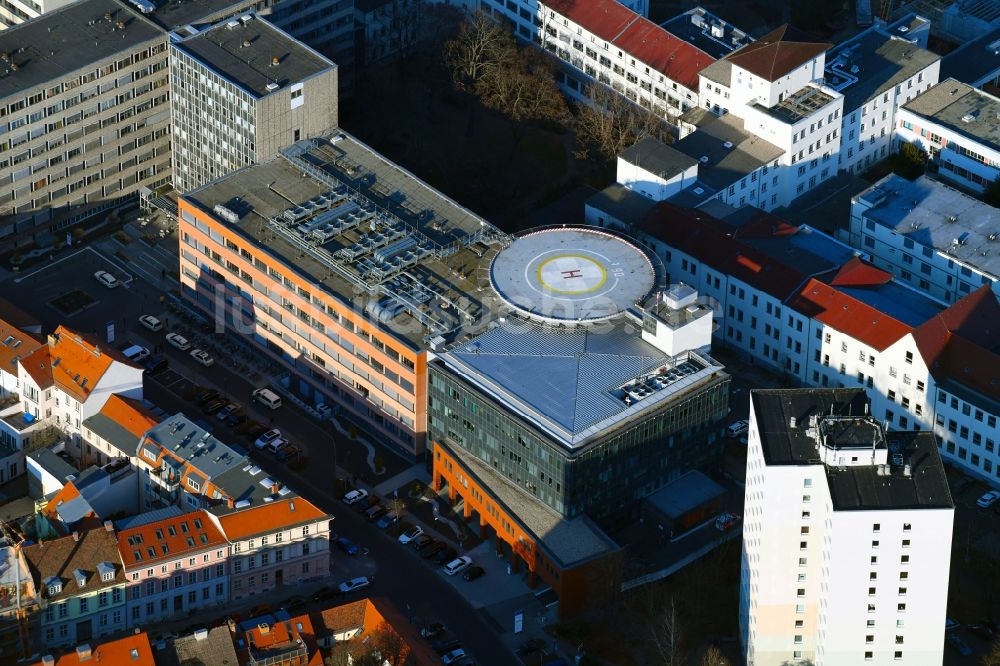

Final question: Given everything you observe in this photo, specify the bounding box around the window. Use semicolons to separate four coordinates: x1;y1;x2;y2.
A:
865;652;873;660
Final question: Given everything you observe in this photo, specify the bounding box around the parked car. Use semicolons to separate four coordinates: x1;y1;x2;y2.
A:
946;618;961;631
283;596;307;611
715;512;740;531
94;270;119;288
139;315;163;332
225;412;247;428
726;419;750;437
190;349;215;367
946;633;972;657
166;332;191;351
193;389;219;405
441;648;467;665
254;428;282;450
976;490;1000;508
312;586;336;602
144;355;168;375
216;403;240;420
420;623;445;639
399;526;424;544
338;577;371;594
365;505;388;522
355;497;380;513
376;513;399;530
276;444;302;462
420;542;447;559
342;489;369;505
434;547;458;565
265;438;288;454
410;534;433;550
334;536;360;556
462;566;485;582
968;622;996;641
443;556;473;576
202;399;227;415
122;344;150;363
314;403;333;420
952;476;974;496
248;604;271;618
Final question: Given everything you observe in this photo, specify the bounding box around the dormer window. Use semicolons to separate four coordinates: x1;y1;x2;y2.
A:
73;568;87;588
44;576;62;596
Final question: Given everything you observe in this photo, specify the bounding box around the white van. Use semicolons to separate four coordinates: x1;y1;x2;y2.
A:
122;345;150;363
252;388;282;410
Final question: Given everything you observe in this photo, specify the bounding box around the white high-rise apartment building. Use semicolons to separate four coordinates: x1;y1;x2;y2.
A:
741;388;954;666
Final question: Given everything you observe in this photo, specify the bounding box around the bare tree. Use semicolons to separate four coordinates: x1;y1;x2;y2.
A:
699;644;731;666
650;596;684;666
476;47;569;126
370;621;408;666
983;638;1000;666
574;82;672;161
443;11;514;90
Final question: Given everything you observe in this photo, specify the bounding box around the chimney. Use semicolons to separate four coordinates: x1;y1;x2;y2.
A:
903;464;912;477
194;628;209;641
41;657;54;666
789;416;797;429
103;521;114;532
72;531;80;542
75;644;92;661
271;482;281;494
270;55;280;67
258;623;270;635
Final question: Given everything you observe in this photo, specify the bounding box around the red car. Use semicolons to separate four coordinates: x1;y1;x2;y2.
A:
715;512;739;531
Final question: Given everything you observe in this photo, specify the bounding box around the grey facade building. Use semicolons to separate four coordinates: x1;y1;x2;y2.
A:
0;0;171;254
170;13;338;193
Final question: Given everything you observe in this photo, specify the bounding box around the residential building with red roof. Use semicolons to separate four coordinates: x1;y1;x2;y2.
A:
0;316;41;399
310;597;442;665
208;497;331;602
604;202;1000;486
32;631;155;666
238;612;323;666
79;393;160;468
116;510;229;626
16;326;143;435
485;0;718;121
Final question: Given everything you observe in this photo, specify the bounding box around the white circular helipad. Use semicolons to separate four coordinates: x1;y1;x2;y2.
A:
490;228;655;324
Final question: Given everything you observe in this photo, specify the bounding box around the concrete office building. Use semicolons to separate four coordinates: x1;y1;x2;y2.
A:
895;78;1000;193
177;130;510;458
823;15;939;175
849;174;1000;304
428;229;729;617
169;13;338;193
741;388;953;666
0;0;171;254
0;0;76;30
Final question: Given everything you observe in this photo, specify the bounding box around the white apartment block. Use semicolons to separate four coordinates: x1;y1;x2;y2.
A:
0;0;76;30
169;13;339;193
824;16;939;175
895;78;1000;193
594;202;1000;487
479;0;715;120
849;174;1000;305
742;388;953;666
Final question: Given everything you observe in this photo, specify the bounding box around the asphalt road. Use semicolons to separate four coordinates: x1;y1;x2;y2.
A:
0;235;518;666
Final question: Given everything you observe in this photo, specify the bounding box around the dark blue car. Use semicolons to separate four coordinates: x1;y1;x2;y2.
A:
335;536;359;556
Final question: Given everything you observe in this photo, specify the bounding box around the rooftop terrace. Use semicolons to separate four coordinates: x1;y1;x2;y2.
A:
184;130;510;350
754;84;839;124
855;173;1000;280
173;13;335;98
0;0;164;100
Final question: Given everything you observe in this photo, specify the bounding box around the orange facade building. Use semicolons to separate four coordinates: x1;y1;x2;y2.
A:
177;131;509;458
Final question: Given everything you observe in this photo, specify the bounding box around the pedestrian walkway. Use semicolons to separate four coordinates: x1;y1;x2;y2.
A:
374;465;430;496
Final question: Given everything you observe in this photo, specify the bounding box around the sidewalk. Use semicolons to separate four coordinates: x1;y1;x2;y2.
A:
374;465;430;496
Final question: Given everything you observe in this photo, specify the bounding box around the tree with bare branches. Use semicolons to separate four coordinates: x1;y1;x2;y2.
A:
651;596;684;666
443;11;513;91
475;47;569;126
699;644;731;666
574;82;672;161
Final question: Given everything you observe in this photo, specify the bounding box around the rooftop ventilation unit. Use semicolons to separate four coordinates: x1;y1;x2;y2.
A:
699;156;709;163
962;109;980;122
129;0;155;14
722;141;734;149
213;205;240;224
227;19;240;29
266;82;279;92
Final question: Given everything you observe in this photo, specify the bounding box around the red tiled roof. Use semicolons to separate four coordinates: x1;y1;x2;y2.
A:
217;497;328;541
611;17;715;90
0;318;42;379
913;286;1000;401
19;344;53;390
21;326;140;402
544;0;637;43
311;598;442;666
788;277;912;351
33;632;155;666
116;510;226;568
99;394;159;438
637;202;810;300
828;257;893;288
732;210;799;238
725;24;831;81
